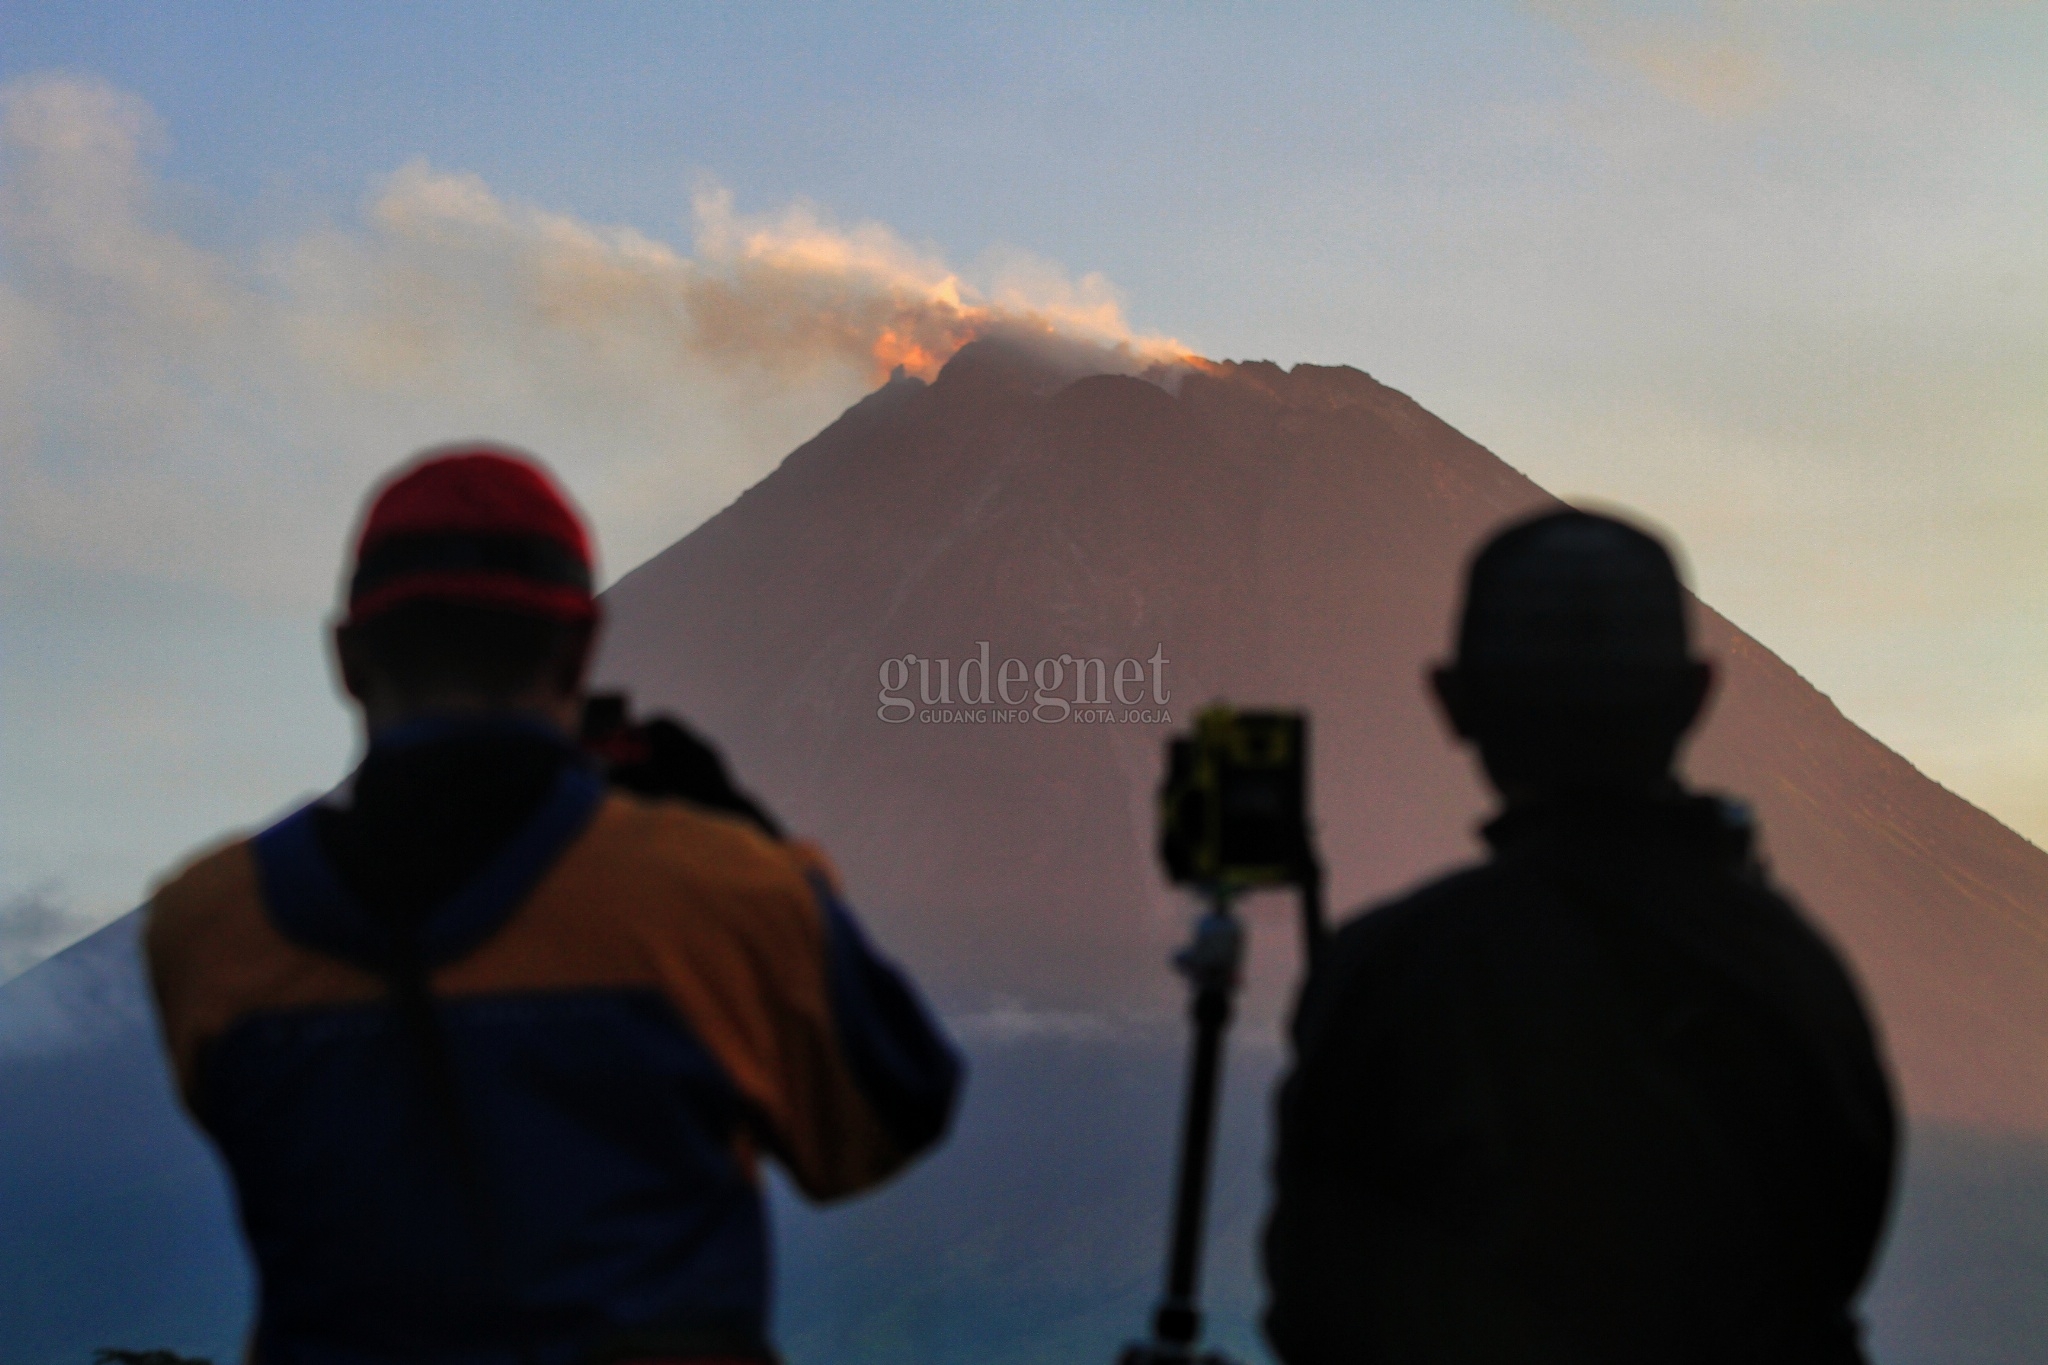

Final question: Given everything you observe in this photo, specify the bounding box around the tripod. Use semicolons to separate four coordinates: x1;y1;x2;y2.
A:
1121;870;1324;1365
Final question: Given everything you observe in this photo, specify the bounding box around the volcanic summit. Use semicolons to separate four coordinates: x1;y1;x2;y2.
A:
598;337;2048;1135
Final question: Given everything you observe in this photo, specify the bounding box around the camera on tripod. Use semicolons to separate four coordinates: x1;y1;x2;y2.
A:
1159;707;1312;890
1123;705;1323;1365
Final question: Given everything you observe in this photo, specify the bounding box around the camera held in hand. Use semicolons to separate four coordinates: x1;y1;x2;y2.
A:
580;692;784;839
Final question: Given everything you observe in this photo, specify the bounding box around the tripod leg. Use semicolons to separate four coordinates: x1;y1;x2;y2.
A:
1124;896;1244;1365
1156;982;1232;1346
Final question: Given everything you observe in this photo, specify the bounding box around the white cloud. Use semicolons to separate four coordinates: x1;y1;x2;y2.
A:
1527;0;1786;117
0;885;96;985
947;999;1120;1045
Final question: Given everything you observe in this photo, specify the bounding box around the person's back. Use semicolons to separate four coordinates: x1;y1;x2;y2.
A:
1263;511;1895;1365
146;447;961;1364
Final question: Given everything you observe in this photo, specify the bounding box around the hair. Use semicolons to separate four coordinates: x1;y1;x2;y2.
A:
1450;509;1704;792
1457;511;1689;671
345;601;590;705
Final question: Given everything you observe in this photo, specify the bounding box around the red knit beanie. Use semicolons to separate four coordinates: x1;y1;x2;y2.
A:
345;445;598;626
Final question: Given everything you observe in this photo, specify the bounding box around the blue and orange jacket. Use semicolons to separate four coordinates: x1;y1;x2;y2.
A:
145;720;961;1365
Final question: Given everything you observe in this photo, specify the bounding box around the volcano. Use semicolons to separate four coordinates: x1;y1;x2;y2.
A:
598;338;2048;1134
4;339;2045;1364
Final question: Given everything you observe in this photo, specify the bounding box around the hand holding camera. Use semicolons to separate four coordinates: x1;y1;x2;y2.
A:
580;692;785;840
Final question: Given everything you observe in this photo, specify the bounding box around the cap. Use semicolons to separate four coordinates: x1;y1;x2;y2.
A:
345;444;597;626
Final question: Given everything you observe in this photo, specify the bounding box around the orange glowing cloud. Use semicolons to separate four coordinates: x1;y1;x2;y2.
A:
688;187;1202;383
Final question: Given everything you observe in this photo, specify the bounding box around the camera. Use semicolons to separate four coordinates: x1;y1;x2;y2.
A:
580;692;783;839
1158;706;1310;889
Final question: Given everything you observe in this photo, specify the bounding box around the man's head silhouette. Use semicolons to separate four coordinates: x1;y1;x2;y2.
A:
332;444;601;736
1431;508;1713;802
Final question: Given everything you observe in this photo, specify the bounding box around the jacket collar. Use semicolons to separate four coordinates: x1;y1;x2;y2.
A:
1482;786;1755;869
253;740;605;974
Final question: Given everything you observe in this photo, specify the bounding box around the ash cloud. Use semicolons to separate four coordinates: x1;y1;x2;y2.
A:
0;73;1192;610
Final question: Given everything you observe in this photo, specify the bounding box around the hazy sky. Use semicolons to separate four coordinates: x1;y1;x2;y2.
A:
2;1;2042;977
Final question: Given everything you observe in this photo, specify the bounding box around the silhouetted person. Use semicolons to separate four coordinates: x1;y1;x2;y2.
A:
145;447;961;1365
1263;509;1897;1364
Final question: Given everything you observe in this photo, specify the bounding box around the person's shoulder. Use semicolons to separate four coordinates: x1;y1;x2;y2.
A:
1328;857;1517;964
576;791;824;932
146;831;263;963
1652;796;1855;964
1294;859;1513;1040
1710;856;1874;1010
152;831;257;902
590;791;796;872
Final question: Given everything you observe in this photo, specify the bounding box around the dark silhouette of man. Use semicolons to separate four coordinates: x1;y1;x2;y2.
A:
1263;509;1897;1365
146;446;961;1365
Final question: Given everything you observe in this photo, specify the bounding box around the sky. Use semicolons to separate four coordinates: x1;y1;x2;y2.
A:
1;0;2042;979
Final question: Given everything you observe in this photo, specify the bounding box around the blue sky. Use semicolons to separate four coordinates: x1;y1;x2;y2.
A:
2;1;2043;974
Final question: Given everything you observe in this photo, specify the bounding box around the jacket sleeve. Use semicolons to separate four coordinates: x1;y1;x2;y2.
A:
806;870;963;1162
597;802;964;1201
776;842;963;1192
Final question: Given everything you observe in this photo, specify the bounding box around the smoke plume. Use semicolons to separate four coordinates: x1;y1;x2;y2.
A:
0;73;1194;606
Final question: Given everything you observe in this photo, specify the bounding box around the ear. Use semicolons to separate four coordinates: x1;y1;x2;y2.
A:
549;620;600;698
333;620;373;704
1429;664;1478;739
1675;659;1714;733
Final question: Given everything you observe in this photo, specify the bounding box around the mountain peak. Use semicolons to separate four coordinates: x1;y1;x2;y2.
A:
931;333;1122;394
602;357;2048;1134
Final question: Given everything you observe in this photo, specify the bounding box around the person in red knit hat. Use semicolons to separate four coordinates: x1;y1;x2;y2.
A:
145;444;961;1365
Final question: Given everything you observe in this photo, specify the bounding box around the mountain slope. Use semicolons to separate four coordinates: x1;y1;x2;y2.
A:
598;340;2048;1132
